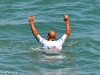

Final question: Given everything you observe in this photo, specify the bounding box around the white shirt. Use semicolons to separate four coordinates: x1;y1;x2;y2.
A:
36;34;68;53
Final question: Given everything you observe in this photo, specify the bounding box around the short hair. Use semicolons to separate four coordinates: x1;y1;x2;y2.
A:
48;30;56;39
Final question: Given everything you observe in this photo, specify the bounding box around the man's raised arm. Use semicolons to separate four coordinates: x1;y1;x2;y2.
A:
28;15;38;37
63;15;70;36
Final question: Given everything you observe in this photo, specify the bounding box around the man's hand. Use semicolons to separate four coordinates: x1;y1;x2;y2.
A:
63;14;70;36
28;15;35;23
28;15;38;36
63;14;69;22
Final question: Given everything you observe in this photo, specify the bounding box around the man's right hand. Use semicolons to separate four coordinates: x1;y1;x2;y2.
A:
63;14;69;22
28;15;35;23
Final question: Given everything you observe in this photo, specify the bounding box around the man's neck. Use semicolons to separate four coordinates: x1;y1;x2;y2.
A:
48;39;55;41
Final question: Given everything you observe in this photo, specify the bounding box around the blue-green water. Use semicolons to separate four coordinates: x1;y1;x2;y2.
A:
0;0;100;75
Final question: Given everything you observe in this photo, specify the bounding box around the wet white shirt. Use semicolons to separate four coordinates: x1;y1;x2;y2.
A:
36;34;68;53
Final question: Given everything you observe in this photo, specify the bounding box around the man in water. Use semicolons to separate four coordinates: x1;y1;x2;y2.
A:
28;14;70;52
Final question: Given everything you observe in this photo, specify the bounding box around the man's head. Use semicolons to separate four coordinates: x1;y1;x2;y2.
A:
48;30;56;41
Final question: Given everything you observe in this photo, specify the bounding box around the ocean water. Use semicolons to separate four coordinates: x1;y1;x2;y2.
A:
0;0;100;75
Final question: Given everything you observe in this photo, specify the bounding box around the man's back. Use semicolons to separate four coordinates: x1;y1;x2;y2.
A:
36;34;68;53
